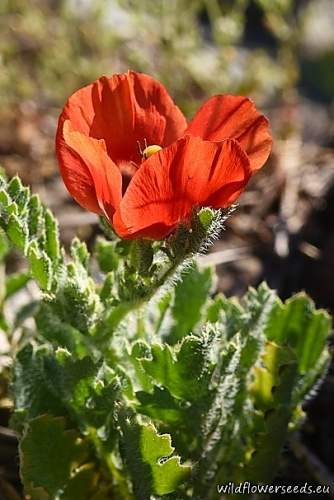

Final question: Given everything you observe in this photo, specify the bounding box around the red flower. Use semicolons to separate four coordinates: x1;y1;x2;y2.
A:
56;71;272;239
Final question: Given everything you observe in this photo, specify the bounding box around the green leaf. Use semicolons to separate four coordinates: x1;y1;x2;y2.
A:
41;348;121;441
141;330;217;402
0;174;61;293
99;273;114;303
7;176;23;200
244;341;299;483
206;293;244;337
0;189;17;219
241;282;278;339
136;386;187;425
12;345;67;430
7;213;28;250
194;333;250;495
27;194;42;237
167;264;213;344
71;237;89;268
265;293;331;373
119;414;191;498
95;237;119;273
55;267;102;333
153;291;172;335
130;240;153;274
12;342;120;456
44;208;60;261
27;241;52;290
0;229;9;261
5;271;30;298
128;340;154;393
44;354;97;411
20;415;90;498
35;302;90;358
250;341;296;410
140;424;191;496
194;283;331;493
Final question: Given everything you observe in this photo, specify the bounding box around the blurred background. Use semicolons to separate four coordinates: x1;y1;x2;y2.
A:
0;0;334;498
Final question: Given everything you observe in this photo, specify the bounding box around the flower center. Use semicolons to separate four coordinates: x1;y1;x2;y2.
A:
119;142;163;195
119;160;138;195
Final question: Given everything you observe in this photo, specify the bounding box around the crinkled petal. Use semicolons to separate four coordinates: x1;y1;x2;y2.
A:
61;120;122;219
57;71;187;166
186;95;272;171
113;135;250;239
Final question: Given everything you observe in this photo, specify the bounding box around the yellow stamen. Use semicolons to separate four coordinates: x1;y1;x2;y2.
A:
142;144;162;159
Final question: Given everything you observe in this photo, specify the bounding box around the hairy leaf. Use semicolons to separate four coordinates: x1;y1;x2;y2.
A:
0;173;62;291
119;414;191;498
11;345;67;430
141;331;217;402
20;415;93;499
167;264;213;344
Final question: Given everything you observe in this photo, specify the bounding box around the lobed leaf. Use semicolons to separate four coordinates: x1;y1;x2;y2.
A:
264;293;331;373
119;414;191;498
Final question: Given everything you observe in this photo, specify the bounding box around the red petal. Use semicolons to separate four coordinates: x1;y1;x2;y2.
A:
56;120;100;214
113;210;172;240
61;120;122;219
186;95;272;171
113;136;250;239
57;71;187;165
